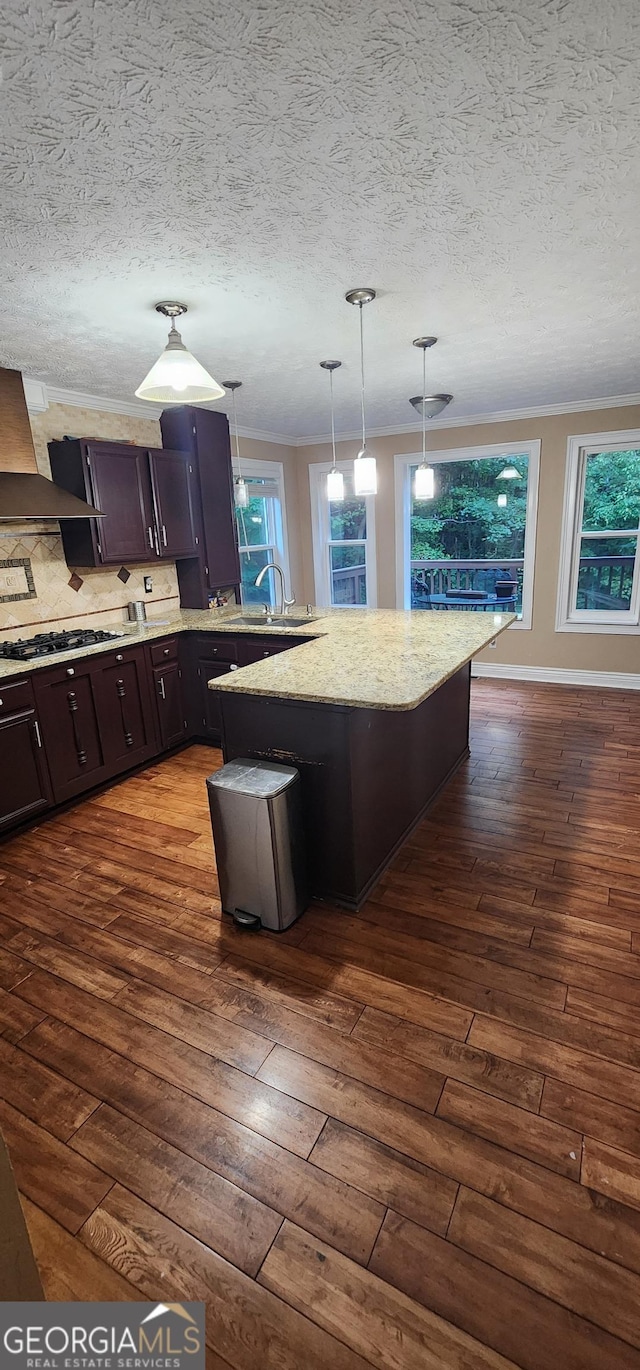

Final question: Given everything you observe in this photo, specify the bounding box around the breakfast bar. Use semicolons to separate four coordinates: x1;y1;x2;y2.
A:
210;608;514;908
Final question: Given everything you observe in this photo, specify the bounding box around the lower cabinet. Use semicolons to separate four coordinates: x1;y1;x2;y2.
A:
0;684;52;831
33;645;156;804
153;660;187;749
0;627;311;833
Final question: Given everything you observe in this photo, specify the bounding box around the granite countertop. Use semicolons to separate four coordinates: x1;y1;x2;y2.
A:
207;607;514;710
0;606;514;711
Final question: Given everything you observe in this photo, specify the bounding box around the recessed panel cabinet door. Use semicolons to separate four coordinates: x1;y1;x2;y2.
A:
0;709;52;830
94;649;157;772
196;659;235;741
148;449;199;558
85;444;156;563
33;666;107;803
153;662;186;750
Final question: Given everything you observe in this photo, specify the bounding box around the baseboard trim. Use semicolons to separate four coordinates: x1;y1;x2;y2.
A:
471;661;640;691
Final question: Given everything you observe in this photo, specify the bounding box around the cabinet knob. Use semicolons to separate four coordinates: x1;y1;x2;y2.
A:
163;647;170;655
66;667;75;677
0;699;3;707
115;653;124;662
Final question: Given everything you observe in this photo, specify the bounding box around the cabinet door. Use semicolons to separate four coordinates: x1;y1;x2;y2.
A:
149;448;199;558
153;661;187;750
85;444;156;563
159;409;240;589
93;647;157;773
0;709;52;830
33;664;107;802
196;659;235;741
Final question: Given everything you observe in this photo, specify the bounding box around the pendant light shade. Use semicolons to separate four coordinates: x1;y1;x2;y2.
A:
497;464;522;480
135;302;225;404
414;464;435;500
497;491;508;508
320;360;344;501
409;394;454;420
224;380;249;507
412;337;438;501
346;288;377;497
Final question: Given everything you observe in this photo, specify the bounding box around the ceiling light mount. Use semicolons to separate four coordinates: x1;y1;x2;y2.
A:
345;288;376;307
154;301;188;320
412;336;438;350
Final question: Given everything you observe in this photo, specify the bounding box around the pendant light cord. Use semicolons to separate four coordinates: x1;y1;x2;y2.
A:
422;345;427;466
231;386;250;560
330;367;337;468
359;303;366;454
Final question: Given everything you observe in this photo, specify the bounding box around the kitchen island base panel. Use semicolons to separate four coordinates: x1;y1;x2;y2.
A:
219;663;471;910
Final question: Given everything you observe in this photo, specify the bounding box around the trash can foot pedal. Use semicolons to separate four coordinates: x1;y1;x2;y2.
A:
233;909;262;931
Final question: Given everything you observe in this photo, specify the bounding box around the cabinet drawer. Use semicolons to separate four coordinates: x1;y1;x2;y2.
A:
195;635;238;663
236;635;307;666
0;678;35;716
149;637;179;667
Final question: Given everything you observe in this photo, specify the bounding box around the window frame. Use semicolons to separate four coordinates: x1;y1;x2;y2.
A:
232;457;291;606
394;439;540;629
309;460;377;609
556;430;640;634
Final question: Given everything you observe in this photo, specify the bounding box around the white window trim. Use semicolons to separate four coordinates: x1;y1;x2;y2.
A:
309;460;377;608
394;439;540;630
556;430;640;634
232;457;291;601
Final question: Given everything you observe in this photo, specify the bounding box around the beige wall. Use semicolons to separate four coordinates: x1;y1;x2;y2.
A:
294;404;640;674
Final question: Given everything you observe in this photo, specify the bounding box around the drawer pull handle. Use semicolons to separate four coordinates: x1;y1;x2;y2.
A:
66;667;75;677
34;720;42;748
158;677;166;700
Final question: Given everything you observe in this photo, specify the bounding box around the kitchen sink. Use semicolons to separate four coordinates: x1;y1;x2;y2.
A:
229;614;319;628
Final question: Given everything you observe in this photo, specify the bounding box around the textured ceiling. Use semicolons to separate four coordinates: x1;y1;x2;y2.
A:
2;0;640;439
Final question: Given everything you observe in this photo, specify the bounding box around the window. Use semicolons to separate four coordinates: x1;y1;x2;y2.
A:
309;462;377;608
233;459;290;606
394;440;540;629
557;432;640;633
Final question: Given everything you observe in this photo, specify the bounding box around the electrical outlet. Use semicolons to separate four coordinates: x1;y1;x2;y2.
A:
143;575;153;593
489;638;497;649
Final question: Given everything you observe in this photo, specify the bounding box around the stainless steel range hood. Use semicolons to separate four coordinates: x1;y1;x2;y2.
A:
0;368;103;520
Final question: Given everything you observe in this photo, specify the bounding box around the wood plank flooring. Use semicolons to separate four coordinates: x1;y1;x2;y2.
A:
1;678;640;1366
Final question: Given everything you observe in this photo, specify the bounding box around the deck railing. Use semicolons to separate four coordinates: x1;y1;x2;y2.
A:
410;555;636;612
332;564;367;605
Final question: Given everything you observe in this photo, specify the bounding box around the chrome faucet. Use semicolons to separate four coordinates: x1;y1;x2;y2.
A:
255;562;296;617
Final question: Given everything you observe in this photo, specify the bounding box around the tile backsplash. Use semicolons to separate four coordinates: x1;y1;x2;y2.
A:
0;528;179;636
0;401;179;637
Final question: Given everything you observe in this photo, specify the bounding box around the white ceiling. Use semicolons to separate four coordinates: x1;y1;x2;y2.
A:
2;0;640;441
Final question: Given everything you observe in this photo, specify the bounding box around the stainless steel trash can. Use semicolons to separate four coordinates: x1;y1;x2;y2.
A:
207;757;308;931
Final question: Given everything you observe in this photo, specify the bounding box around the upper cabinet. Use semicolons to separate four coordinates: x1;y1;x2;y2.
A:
160;407;241;592
148;447;200;559
49;440;199;567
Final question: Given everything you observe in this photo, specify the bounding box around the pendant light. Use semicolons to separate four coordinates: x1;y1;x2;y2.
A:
320;360;344;501
346;288;377;496
497;464;522;480
497;492;508;508
135;302;225;404
224;380;249;508
412;337;438;500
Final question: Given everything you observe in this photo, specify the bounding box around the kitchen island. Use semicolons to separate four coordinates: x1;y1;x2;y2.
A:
210;608;514;908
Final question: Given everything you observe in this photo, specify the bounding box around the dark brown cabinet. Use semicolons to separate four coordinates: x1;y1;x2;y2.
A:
33;661;106;802
148;448;200;559
160;407;240;596
0;681;52;831
149;640;187;750
195;659;236;741
48;440;197;567
32;645;156;803
93;646;158;771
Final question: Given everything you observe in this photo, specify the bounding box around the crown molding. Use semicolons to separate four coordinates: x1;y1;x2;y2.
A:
22;378;298;446
295;391;640;446
24;377;640;450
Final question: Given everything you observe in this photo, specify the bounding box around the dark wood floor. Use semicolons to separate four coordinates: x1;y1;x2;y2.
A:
1;679;640;1367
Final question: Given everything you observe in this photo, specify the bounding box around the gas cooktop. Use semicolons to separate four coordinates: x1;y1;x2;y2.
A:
0;628;124;661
